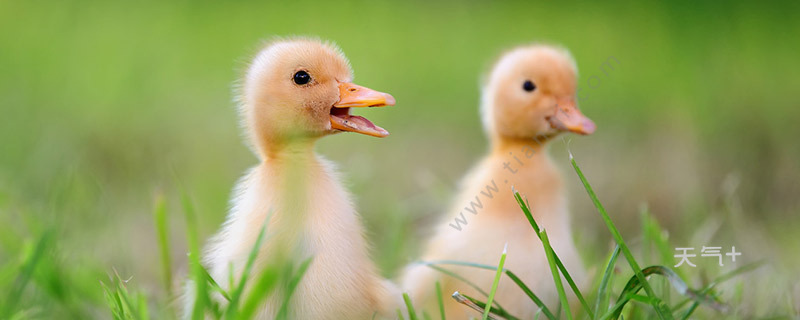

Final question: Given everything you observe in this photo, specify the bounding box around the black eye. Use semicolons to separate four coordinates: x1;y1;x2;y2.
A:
293;70;311;85
523;80;536;92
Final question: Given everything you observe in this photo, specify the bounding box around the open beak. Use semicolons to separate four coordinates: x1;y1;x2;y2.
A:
546;97;596;135
330;82;395;137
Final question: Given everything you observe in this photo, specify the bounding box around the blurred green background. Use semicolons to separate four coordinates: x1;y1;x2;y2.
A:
1;0;798;318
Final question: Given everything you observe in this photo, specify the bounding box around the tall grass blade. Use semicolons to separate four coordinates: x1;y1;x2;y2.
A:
198;265;231;302
101;269;151;320
403;292;419;320
179;191;208;320
153;193;173;298
540;230;572;320
641;207;674;304
460;292;520;320
276;257;313;319
1;231;52;318
239;264;280;320
435;281;445;320
600;265;727;319
225;217;270;318
422;260;555;319
138;293;150;320
568;153;667;319
514;191;593;318
594;245;620;317
504;270;556;320
482;244;507;320
640;208;672;269
421;263;492;301
101;280;125;319
674;261;763;319
451;292;498;320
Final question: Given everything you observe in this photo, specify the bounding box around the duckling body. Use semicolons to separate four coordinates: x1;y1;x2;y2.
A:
194;38;399;319
207;152;392;318
404;142;584;319
402;45;595;319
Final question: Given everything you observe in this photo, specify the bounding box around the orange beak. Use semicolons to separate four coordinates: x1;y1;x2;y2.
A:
330;83;395;137
546;97;596;135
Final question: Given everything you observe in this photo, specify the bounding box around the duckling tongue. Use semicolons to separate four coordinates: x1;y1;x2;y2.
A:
330;113;389;138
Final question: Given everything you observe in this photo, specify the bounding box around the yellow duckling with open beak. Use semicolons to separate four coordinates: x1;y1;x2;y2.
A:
402;44;595;319
197;38;400;319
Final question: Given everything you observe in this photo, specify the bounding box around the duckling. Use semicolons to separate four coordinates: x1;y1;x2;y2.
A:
402;44;595;319
198;38;400;319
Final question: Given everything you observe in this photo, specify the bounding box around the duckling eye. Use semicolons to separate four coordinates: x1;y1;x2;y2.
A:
523;80;536;92
293;70;311;85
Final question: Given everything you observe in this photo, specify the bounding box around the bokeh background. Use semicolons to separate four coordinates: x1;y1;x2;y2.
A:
1;0;798;318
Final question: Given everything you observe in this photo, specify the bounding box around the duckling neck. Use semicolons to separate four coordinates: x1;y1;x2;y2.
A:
487;136;555;179
473;135;566;222
261;137;318;161
490;135;552;155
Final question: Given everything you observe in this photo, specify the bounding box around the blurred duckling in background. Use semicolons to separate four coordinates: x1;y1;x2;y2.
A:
193;38;400;319
402;44;595;319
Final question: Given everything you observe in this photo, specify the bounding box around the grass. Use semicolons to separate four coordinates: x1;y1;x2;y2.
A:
99;191;320;320
435;281;445;320
569;152;669;319
5;150;800;319
540;229;573;320
482;244;507;320
410;153;778;320
0;148;791;319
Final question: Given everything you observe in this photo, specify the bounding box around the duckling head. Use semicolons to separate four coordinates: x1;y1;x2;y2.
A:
481;45;595;144
241;38;395;156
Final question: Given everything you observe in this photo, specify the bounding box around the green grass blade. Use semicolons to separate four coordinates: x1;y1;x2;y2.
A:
138;293;150;320
113;274;137;317
618;266;721;309
604;265;727;319
238;264;281;319
514;191;593;318
179;191;208;320
101;280;125;319
627;293;657;305
421;260;554;319
640;207;674;304
640;208;673;269
594;245;621;317
504;270;557;320
1;231;52;318
276;257;314;319
153;193;173;298
540;230;572;320
568;153;667;319
421;263;492;300
197;264;230;302
674;261;763;319
482;244;507;320
460;293;520;320
452;292;499;319
222;209;273;318
598;294;629;320
403;292;419;320
225;219;269;318
435;281;445;320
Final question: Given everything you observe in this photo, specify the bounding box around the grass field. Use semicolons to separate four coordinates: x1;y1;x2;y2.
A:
1;0;799;318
